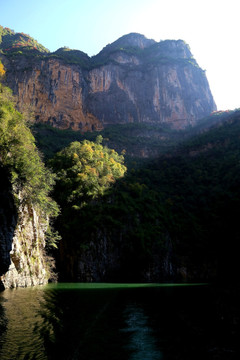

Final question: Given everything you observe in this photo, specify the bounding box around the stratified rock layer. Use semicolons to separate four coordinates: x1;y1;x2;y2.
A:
3;34;216;130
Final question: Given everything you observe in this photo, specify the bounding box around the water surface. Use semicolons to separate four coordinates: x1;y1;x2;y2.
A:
0;283;237;359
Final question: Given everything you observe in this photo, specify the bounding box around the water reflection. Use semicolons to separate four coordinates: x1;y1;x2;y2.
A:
34;285;127;360
0;284;238;360
121;304;162;360
0;286;47;360
0;295;8;354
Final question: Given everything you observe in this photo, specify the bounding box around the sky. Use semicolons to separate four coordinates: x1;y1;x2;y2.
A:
0;0;240;110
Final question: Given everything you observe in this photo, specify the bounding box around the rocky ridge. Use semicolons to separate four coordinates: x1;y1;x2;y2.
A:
0;29;216;131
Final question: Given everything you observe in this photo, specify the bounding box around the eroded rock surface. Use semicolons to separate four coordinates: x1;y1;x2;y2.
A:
3;34;216;131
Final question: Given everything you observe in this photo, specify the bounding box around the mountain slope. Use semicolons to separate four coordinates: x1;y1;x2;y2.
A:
55;109;240;282
1;27;216;131
0;26;49;54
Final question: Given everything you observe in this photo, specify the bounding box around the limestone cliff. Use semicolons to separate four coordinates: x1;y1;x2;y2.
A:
3;58;102;131
2;33;216;130
0;165;51;290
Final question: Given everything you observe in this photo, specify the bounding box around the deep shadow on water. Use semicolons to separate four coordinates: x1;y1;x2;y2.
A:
0;283;239;360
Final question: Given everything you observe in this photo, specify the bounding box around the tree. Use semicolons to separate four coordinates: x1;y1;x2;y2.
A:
49;136;127;209
0;83;58;216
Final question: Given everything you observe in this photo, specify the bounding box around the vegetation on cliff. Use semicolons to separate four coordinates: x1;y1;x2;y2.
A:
0;81;59;255
0;25;203;72
0;68;62;285
0;84;54;210
0;26;49;55
92;35;200;69
50;47;90;68
33;111;232;162
1;25;215;135
43;109;240;281
47;137;127;279
120;110;240;280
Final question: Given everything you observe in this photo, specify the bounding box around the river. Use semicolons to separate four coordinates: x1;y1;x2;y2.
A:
0;283;238;359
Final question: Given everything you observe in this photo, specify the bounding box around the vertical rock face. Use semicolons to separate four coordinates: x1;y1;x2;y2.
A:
59;229;175;283
0;166;50;290
5;58;102;131
0;166;17;282
3;33;216;131
1;197;49;289
86;61;214;129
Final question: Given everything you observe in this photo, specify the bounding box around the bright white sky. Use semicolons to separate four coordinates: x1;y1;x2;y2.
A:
1;0;240;110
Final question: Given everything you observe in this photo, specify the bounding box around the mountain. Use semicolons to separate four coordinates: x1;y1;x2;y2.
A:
0;27;216;131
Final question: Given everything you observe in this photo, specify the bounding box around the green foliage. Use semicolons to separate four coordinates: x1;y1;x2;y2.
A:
45;226;61;250
91;37;199;70
131;111;240;277
50;48;90;68
50;138;127;209
1;25;199;71
34;113;234;165
0;26;49;55
34;104;240;280
0;83;58;217
33;123;87;159
33;122;181;162
55;109;240;280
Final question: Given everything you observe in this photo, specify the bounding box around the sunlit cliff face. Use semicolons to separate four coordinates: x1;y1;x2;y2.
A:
13;60;102;131
4;36;216;131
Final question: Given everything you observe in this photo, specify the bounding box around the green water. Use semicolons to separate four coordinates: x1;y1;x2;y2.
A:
46;282;207;289
0;283;237;359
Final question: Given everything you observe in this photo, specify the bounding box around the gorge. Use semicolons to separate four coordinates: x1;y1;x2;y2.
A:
0;26;238;288
0;21;239;360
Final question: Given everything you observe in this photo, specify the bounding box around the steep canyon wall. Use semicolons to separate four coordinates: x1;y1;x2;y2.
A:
3;35;216;131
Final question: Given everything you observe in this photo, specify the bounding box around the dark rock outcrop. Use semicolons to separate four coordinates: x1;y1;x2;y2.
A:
0;166;17;286
58;227;176;283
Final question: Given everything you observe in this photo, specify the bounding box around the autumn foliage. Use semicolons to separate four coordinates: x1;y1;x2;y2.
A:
0;62;5;77
49;136;127;209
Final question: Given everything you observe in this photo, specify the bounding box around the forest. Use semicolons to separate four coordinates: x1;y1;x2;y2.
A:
1;70;240;282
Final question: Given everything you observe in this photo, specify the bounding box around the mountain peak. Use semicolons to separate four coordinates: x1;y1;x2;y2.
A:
112;33;156;49
96;33;156;58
